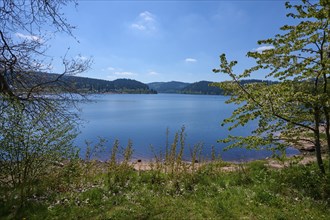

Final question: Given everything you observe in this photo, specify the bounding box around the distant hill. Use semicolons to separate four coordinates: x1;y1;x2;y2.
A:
148;79;275;95
181;81;224;95
239;79;276;85
64;76;157;94
148;80;224;95
18;72;157;94
13;72;275;96
148;81;190;93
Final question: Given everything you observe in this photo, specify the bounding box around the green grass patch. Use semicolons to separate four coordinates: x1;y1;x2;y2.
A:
1;158;329;219
1;131;329;219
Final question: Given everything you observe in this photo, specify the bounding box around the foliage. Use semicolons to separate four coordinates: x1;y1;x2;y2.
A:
0;0;91;208
107;139;135;192
213;0;330;173
0;99;78;207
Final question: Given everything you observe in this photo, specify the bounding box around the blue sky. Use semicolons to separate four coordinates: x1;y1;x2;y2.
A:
46;0;291;83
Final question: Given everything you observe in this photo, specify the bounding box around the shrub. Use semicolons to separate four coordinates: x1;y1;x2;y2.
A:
0;100;78;207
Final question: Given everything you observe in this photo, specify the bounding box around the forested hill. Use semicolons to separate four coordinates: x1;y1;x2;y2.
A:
148;81;190;93
148;79;274;95
181;81;224;95
148;80;223;95
64;76;157;94
31;72;272;95
33;73;157;94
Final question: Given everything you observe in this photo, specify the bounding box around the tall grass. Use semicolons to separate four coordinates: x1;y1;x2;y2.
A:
107;139;134;192
1;127;329;219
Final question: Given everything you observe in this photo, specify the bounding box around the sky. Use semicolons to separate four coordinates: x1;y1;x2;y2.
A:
45;0;293;83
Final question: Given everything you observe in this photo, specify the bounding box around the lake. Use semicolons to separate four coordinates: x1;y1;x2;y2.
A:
75;93;299;161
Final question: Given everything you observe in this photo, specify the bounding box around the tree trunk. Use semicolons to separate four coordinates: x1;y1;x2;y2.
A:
324;110;330;171
314;109;325;174
0;70;16;98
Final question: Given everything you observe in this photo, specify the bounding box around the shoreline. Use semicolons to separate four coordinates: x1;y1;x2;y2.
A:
77;153;319;172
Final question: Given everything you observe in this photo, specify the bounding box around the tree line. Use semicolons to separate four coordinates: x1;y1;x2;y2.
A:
149;79;275;95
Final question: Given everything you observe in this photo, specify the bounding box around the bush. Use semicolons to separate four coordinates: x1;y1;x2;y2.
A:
0;100;78;207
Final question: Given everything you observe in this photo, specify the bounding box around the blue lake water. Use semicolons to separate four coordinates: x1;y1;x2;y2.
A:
75;93;299;161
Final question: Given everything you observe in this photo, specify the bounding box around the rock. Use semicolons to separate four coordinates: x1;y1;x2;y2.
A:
52;161;64;167
300;145;315;152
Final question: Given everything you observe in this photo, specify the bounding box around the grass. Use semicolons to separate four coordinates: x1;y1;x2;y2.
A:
1;128;330;219
1;158;329;219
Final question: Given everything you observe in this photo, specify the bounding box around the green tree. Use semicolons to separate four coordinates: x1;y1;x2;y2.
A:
213;0;330;173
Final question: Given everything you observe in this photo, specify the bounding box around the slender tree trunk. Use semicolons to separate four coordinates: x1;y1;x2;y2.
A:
314;131;325;174
0;71;11;95
324;109;330;171
321;49;329;171
321;71;329;171
314;109;325;174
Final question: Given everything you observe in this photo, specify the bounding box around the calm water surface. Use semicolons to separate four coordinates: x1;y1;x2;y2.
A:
76;94;299;161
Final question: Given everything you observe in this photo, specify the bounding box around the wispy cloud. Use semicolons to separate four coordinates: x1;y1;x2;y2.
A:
103;66;137;79
101;66;119;72
113;71;136;76
254;45;274;53
15;32;42;42
131;23;146;31
148;71;159;76
106;66;115;71
131;11;157;32
140;11;155;21
185;58;197;63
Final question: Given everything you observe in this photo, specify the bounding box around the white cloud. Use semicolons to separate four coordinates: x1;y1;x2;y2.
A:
131;11;156;32
15;32;42;42
113;71;136;76
101;66;118;72
140;11;155;22
255;45;275;53
185;58;197;63
107;66;115;71
148;71;159;76
102;66;137;78
131;23;146;31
